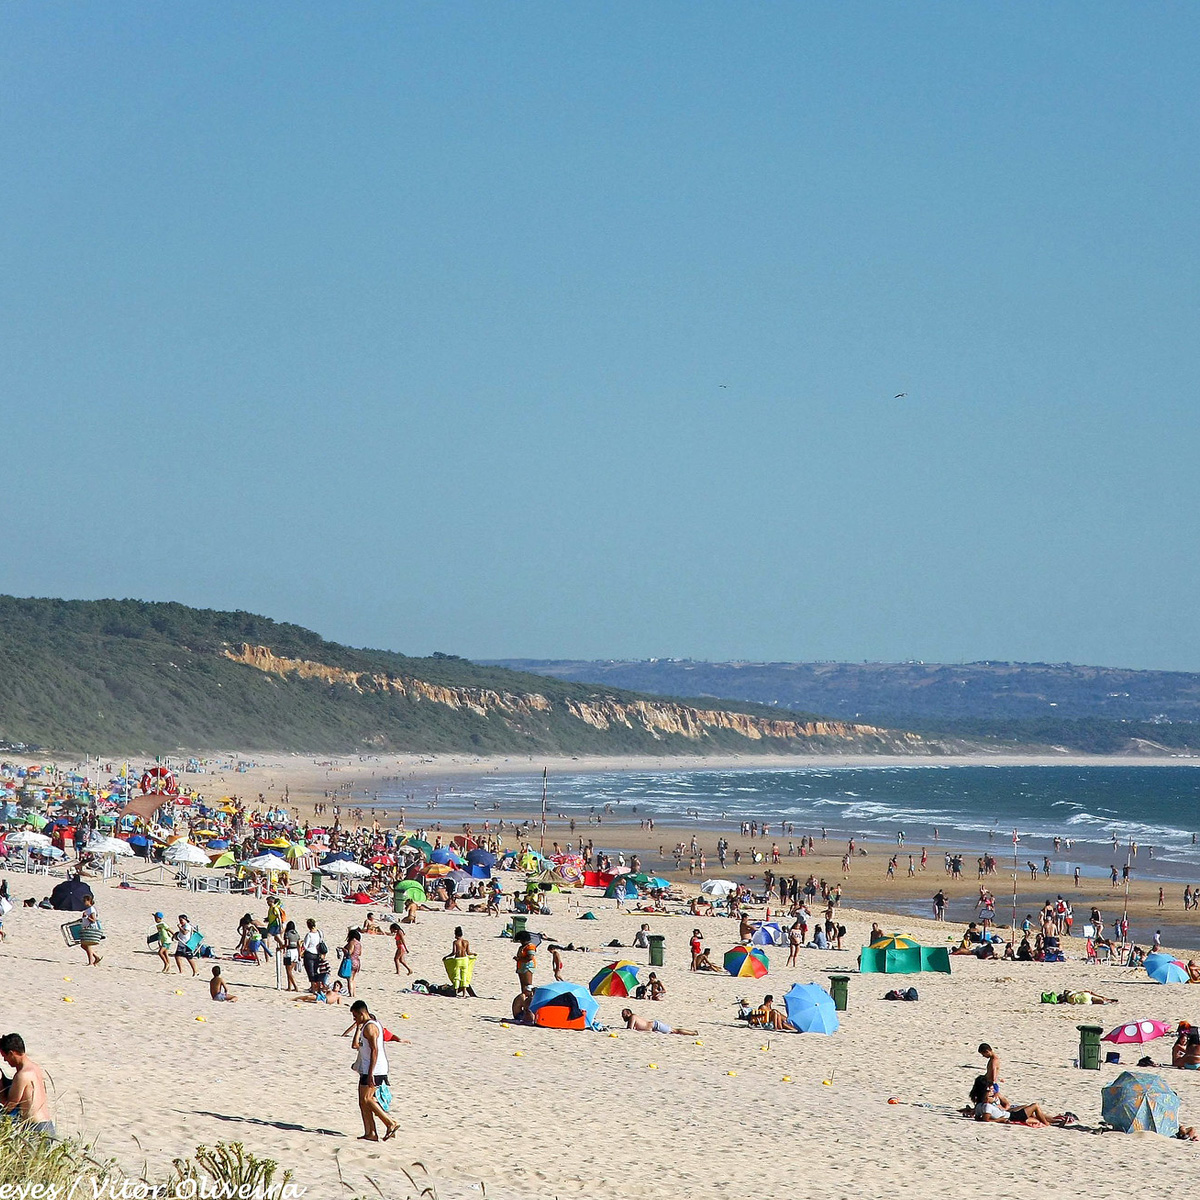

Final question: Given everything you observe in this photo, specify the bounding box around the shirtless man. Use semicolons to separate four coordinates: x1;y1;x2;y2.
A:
0;1033;55;1137
621;1009;697;1036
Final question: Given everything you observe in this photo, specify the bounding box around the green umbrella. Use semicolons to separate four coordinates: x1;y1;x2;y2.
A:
405;837;432;858
23;813;48;830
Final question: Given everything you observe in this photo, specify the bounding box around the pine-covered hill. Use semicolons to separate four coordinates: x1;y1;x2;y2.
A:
0;597;930;757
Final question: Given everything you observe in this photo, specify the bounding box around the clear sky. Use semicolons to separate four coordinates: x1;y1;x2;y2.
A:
2;4;1198;670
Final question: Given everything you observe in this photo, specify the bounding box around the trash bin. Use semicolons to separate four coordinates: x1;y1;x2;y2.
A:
511;915;527;937
829;974;850;1012
648;934;666;967
1077;1024;1104;1070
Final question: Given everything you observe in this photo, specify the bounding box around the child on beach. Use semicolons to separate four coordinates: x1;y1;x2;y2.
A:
390;923;413;975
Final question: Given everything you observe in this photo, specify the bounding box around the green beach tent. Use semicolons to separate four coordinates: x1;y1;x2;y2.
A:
860;943;951;974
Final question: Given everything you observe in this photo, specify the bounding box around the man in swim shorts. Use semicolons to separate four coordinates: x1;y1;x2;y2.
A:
0;1033;55;1137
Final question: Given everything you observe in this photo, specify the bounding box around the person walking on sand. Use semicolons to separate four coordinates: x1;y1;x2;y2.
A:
152;911;172;973
390;923;412;975
173;914;198;976
550;944;564;981
281;920;301;991
339;928;362;997
514;930;536;993
349;1000;398;1142
78;893;103;965
0;1033;55;1137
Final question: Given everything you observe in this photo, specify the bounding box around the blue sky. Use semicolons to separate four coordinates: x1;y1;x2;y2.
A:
2;4;1198;669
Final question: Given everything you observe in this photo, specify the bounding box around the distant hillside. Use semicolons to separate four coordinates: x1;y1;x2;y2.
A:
0;597;933;757
485;659;1200;756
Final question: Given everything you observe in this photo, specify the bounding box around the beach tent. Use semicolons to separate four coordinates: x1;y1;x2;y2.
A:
724;946;769;978
529;982;599;1030
1101;1071;1180;1135
860;943;951;975
751;922;786;947
604;876;639;900
589;961;641;998
394;879;428;905
783;983;839;1035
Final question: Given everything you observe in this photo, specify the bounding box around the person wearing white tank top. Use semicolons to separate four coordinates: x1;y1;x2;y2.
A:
350;1000;398;1141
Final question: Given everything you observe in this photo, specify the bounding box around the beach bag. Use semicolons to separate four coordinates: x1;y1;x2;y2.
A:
903;987;918;1001
376;1081;393;1112
1041;991;1059;1004
339;956;354;980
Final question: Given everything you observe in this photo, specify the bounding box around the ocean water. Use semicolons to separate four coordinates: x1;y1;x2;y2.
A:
392;763;1200;881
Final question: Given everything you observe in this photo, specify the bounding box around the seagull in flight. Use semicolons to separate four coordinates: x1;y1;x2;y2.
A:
894;393;908;398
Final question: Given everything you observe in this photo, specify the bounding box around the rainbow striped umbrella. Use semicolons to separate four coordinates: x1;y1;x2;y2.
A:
589;961;642;997
724;946;770;978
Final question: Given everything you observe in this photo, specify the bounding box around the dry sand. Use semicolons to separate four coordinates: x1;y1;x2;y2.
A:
6;751;1200;1198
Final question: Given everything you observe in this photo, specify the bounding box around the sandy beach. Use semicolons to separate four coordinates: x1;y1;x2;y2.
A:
3;751;1200;1197
4;859;1200;1200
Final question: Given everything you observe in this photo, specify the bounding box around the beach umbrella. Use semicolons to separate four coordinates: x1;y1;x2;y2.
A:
23;812;48;830
370;853;396;867
528;982;599;1030
1104;1020;1171;1045
1144;951;1173;970
701;879;737;898
1101;1071;1180;1135
868;934;921;951
206;839;230;850
465;849;496;869
322;859;371;878
284;842;311;861
320;851;355;866
86;836;134;857
430;847;463;866
5;830;52;848
724;946;770;978
1147;958;1190;985
782;982;840;1035
404;837;433;858
554;860;582;885
588;961;641;998
751;922;787;947
244;853;290;873
49;878;92;911
164;841;209;865
210;851;236;868
446;869;474;889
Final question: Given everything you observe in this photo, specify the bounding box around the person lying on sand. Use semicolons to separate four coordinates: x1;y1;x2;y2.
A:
1060;990;1117;1005
965;1076;1076;1127
621;1009;697;1036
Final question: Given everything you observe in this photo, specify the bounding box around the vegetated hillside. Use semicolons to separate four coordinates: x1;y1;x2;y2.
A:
486;659;1200;756
0;597;933;757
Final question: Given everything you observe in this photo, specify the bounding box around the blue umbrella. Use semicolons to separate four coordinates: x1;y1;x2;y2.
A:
1101;1071;1180;1135
466;849;496;869
782;983;840;1035
320;851;354;866
1147;958;1189;984
751;922;786;946
528;981;599;1029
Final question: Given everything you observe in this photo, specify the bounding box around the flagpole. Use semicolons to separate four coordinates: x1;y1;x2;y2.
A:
539;768;548;854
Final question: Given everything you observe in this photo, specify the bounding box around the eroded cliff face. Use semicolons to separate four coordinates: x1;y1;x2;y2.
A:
224;644;925;750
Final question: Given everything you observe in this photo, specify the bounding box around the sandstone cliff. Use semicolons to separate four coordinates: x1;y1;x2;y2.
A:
225;644;927;752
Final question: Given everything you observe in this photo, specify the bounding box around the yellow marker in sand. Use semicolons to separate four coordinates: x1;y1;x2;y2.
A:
500;1022;510;1029
782;1076;793;1083
195;1016;207;1022
609;1032;618;1038
726;1070;737;1076
647;1063;658;1069
400;1013;410;1019
513;1051;523;1057
63;976;72;982
61;997;73;1003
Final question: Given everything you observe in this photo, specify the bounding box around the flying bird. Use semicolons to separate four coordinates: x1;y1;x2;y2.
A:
894;393;907;398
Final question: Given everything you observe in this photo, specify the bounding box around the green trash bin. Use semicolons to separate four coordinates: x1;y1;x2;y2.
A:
829;974;849;1012
648;934;665;967
510;915;527;937
1077;1023;1104;1070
